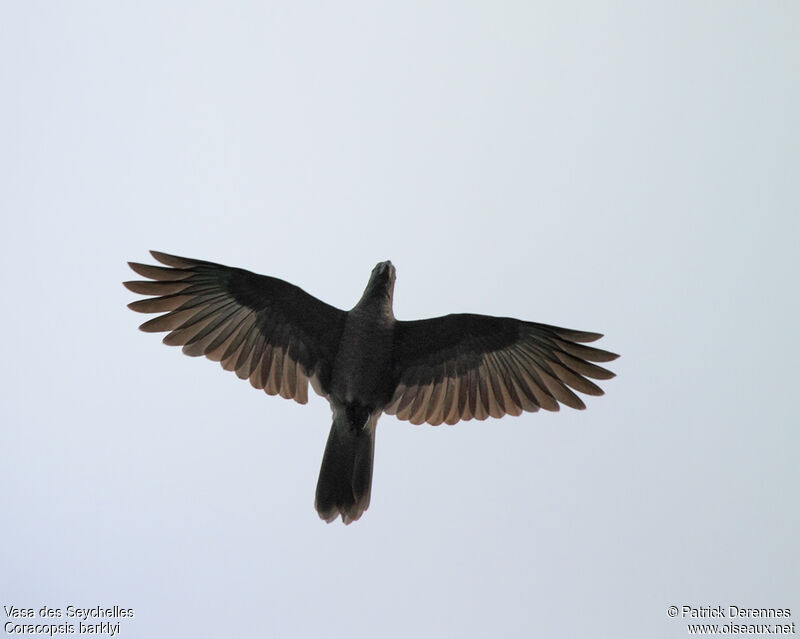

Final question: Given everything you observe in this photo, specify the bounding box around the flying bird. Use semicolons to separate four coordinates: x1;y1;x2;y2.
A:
124;252;618;524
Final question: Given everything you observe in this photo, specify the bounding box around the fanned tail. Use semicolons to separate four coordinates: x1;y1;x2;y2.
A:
315;404;376;525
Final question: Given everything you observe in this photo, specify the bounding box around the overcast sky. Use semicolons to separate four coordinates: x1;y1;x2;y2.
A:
1;3;798;638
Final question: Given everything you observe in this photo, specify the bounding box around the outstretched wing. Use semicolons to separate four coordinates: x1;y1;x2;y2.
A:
124;251;346;403
388;314;618;425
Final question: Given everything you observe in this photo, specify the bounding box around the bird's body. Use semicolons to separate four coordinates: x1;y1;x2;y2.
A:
319;262;396;522
125;252;618;524
331;267;396;406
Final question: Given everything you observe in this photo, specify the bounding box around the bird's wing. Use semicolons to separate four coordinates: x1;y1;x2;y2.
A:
388;314;618;425
124;251;346;403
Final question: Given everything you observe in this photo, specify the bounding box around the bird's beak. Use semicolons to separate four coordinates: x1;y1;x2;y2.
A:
375;260;394;277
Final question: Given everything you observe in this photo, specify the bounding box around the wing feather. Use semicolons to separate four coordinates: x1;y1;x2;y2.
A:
124;251;345;403
391;314;617;425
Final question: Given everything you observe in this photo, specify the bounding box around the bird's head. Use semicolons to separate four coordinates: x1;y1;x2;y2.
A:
371;260;396;295
358;260;396;310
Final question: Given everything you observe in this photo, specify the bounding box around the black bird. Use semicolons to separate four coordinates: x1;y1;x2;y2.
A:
124;252;618;524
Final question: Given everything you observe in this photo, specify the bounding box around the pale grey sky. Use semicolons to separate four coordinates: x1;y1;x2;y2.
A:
1;3;798;638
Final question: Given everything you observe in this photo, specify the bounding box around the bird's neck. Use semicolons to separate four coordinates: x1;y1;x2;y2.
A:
352;291;395;321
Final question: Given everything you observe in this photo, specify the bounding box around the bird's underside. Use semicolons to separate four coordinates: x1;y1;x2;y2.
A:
124;251;618;524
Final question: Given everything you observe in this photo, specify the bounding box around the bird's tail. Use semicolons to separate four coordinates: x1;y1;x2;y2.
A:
315;404;376;525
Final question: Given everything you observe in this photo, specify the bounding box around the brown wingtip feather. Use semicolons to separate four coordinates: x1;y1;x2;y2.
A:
555;328;604;343
122;280;190;295
584;363;616;380
126;298;159;313
128;261;193;281
149;250;206;268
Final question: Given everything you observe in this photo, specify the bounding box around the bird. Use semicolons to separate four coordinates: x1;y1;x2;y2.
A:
124;251;618;524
